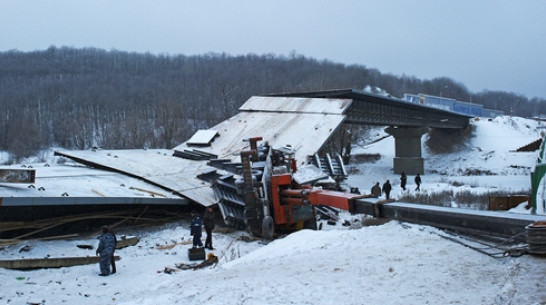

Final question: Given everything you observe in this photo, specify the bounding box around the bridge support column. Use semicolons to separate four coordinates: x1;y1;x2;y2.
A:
385;126;428;175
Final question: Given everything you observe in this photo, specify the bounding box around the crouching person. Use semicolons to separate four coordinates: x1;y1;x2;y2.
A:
96;226;116;276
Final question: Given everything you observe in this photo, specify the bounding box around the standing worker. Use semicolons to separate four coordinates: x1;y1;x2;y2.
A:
400;172;407;191
371;182;381;197
414;174;422;191
203;207;215;250
382;180;392;200
96;226;116;276
190;210;203;248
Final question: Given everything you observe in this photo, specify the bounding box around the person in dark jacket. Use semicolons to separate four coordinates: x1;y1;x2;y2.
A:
400;172;407;191
371;182;381;197
414;174;422;191
190;210;203;248
96;226;116;276
382;180;392;200
203;207;215;250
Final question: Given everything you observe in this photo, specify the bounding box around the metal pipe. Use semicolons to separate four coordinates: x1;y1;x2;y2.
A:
280;189;309;197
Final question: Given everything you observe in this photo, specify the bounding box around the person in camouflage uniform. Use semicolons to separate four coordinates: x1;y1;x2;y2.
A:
96;226;116;276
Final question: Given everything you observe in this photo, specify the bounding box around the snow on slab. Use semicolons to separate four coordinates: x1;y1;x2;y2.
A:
292;164;329;184
174;96;348;164
54;149;217;205
239;96;352;114
0;161;180;198
186;129;218;145
173;111;345;166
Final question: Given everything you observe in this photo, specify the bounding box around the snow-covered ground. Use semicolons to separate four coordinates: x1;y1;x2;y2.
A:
1;116;546;305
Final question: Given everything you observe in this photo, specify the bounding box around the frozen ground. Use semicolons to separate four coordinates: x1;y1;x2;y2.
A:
1;217;545;305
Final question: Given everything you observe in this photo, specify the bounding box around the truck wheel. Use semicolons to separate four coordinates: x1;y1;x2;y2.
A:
262;216;274;239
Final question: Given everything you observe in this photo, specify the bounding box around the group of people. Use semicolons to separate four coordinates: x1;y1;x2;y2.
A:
370;172;422;200
96;207;216;276
190;207;215;250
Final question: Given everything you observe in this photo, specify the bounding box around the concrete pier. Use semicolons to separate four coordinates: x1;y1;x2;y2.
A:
385;126;428;175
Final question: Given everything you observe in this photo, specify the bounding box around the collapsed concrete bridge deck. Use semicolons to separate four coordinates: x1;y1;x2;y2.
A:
3;90;474;228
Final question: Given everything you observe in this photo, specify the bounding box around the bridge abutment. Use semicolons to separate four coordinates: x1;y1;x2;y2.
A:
385;126;428;175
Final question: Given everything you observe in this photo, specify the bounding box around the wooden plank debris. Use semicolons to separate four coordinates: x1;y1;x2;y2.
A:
129;187;166;197
0;255;120;270
75;236;140;250
116;236;140;249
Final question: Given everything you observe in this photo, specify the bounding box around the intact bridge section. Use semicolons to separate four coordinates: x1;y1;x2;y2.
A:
269;89;472;174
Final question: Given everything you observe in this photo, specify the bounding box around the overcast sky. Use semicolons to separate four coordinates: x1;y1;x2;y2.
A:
1;0;545;99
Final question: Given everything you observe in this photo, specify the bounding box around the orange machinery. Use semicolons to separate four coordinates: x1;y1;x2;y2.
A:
238;137;370;238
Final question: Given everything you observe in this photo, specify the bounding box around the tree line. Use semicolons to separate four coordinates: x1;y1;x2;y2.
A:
1;46;544;161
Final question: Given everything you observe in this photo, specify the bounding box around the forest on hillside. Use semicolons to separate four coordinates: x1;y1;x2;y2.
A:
1;46;545;161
